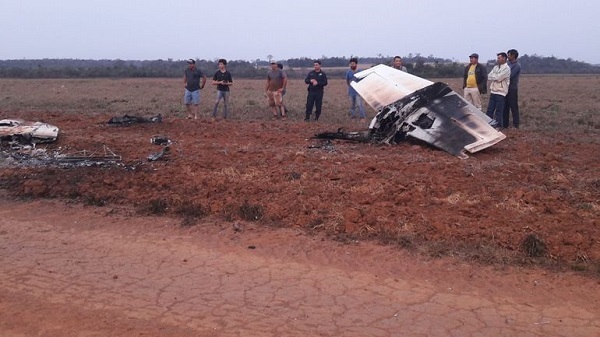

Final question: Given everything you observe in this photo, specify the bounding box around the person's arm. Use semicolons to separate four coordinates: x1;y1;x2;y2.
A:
211;72;219;85
281;75;288;92
319;73;328;87
200;75;206;89
265;74;271;92
488;68;497;81
481;65;488;83
498;66;511;82
478;65;488;94
510;64;521;81
346;72;352;87
304;72;312;84
183;73;187;87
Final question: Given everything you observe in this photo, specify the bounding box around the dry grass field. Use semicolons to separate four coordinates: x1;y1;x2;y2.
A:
1;75;599;134
1;75;599;274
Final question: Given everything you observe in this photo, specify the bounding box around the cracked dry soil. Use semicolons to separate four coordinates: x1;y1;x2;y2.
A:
0;111;599;336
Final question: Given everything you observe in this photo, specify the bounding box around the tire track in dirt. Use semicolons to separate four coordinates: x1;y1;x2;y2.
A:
0;198;598;337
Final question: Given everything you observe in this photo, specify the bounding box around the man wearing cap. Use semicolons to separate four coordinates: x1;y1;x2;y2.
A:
462;53;487;110
345;57;366;119
183;59;206;119
265;61;287;119
486;52;511;127
304;60;328;121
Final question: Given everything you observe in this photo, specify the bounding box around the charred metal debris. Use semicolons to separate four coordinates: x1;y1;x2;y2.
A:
0;119;59;144
0;145;124;168
107;114;162;126
314;65;506;159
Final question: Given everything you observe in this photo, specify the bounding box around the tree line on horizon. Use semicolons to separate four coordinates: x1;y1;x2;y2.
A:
1;54;598;79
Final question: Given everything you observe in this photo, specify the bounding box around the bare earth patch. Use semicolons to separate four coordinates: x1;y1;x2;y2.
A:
0;76;599;335
1;111;598;272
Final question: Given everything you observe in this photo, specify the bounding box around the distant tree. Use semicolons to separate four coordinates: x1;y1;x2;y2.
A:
0;54;598;79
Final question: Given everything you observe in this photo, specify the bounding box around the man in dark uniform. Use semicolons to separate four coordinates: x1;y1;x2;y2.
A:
304;60;328;121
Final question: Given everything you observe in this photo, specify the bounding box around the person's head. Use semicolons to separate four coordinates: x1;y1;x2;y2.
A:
393;56;403;68
507;49;519;62
270;61;278;70
496;52;508;65
469;53;479;65
349;57;358;70
313;60;322;72
187;58;196;69
277;63;283;70
218;58;227;70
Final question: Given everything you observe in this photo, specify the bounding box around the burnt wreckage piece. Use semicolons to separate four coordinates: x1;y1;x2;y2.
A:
315;65;505;158
0;119;59;145
107;114;162;126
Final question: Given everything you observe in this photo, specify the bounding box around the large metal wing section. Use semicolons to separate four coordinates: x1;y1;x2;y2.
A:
350;64;433;111
343;65;506;158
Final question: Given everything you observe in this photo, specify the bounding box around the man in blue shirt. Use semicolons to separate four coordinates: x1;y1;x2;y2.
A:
345;58;366;119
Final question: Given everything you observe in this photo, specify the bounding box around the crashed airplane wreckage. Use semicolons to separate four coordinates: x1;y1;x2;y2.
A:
315;65;506;158
0;119;59;144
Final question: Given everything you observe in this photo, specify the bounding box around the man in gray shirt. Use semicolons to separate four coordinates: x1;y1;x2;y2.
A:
183;59;206;119
503;49;521;128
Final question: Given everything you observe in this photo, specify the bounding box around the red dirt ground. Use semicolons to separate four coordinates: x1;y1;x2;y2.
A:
1;112;598;269
1;112;599;336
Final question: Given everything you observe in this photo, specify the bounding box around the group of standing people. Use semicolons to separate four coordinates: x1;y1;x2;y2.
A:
183;51;521;127
183;58;329;122
462;50;521;129
183;58;232;120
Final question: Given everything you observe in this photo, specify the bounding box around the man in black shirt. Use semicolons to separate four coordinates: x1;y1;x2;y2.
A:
211;59;233;119
304;60;328;121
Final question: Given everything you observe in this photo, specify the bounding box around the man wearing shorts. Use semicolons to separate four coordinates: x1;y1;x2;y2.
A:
265;61;287;119
183;59;206;119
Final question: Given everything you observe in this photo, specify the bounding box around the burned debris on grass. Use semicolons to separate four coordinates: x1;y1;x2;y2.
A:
107;114;162;126
0;145;123;168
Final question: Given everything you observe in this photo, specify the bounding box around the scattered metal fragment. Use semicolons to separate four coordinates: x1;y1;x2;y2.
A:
147;146;170;161
307;139;336;152
233;222;245;232
107;114;162;126
0;145;123;168
150;135;172;145
54;146;122;166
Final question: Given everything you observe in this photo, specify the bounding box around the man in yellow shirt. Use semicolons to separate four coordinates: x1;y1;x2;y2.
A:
462;53;487;110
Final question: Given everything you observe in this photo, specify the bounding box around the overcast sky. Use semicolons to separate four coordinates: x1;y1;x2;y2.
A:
1;0;598;64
